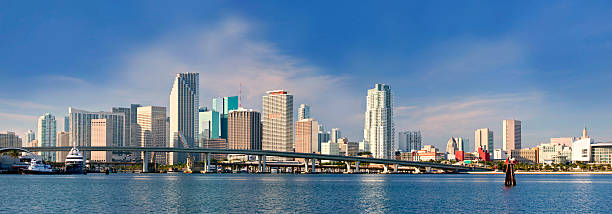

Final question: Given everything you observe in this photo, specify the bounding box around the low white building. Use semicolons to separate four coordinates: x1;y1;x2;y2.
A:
571;138;593;163
538;143;572;164
493;149;507;160
321;141;339;156
358;140;369;153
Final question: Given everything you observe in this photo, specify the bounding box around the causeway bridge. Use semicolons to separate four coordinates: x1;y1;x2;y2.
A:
7;147;491;173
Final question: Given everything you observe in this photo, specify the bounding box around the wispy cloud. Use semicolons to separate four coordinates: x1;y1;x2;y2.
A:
0;99;55;110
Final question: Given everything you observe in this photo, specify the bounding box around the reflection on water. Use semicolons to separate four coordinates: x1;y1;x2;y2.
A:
2;174;612;213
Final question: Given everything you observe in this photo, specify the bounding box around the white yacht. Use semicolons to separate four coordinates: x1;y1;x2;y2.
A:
65;147;85;174
22;158;53;174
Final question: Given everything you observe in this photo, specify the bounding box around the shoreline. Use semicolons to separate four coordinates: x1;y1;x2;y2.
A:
466;171;612;175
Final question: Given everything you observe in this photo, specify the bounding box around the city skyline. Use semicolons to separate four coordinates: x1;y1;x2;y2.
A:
3;1;612;151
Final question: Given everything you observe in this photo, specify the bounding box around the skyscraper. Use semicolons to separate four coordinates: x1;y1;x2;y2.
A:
503;120;521;151
199;107;221;141
69;107;126;159
213;96;238;139
298;104;310;120
56;132;70;163
137;106;167;165
398;131;422;152
363;84;394;159
64;116;70;132
475;128;494;152
0;131;22;148
130;104;141;147
262;90;293;160
38;113;57;161
295;118;319;154
169;72;199;165
91;119;112;162
228;108;262;150
112;107;132;148
446;137;465;155
331;128;341;143
25;129;35;145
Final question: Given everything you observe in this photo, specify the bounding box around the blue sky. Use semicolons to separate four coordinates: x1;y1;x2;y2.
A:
2;1;612;150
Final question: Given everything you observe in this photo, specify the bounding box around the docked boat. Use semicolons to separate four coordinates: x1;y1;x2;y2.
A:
65;147;86;174
21;159;54;174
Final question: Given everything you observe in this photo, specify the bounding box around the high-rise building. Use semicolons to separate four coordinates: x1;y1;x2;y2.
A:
112;107;132;147
298;104;310;120
69;107;126;159
169;72;199;165
503;120;521;151
262;90;294;160
398;131;422;152
64;116;70;132
228;108;262;150
331;128;341;143
446;137;465;154
363;83;394;159
0;131;22;148
137;106;167;165
475;128;494;152
130;104;141;147
199;107;221;141
213;96;239;139
25;130;35;145
91;119;112;162
38;113;57;161
317;124;330;151
295;118;319;154
56;132;70;162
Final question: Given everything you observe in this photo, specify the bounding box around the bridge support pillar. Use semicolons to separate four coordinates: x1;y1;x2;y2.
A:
382;165;389;174
311;158;316;173
304;159;310;173
345;161;352;173
355;161;360;173
203;153;210;173
394;164;399;173
258;155;267;173
142;151;149;173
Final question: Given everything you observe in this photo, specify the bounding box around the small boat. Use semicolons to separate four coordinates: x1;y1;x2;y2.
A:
21;159;54;174
65;147;86;174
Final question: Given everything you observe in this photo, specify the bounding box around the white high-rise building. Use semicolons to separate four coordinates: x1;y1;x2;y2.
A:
475;128;494;152
331;128;341;143
298;104;310;120
25;129;35;145
137;106;167;165
169;73;199;165
38;113;57;161
262;90;293;160
363;84;394;159
503;120;521;151
91;119;112;162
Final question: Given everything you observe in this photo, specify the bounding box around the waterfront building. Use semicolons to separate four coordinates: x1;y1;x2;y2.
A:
446;137;465;155
592;143;612;164
25;140;38;148
169;72;199;165
363;83;394;159
111;107;132;147
56;132;70;163
199;107;221;140
331;128;341;143
0;131;22;148
571;138;594;163
137;106;167;165
358;141;370;153
91;119;112;162
38;113;57;161
550;137;576;147
201;138;227;160
64;116;70;132
398;130;422;152
493;149;508;160
295;118;319;154
69;107;126;159
404;145;444;161
510;148;539;164
130;104;141;147
298;104;310;120
213;96;239;139
474;128;493;152
337;138;358;156
503;120;521;151
228;108;262;150
25;130;35;145
321;141;339;156
537;143;572;164
262;90;294;161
